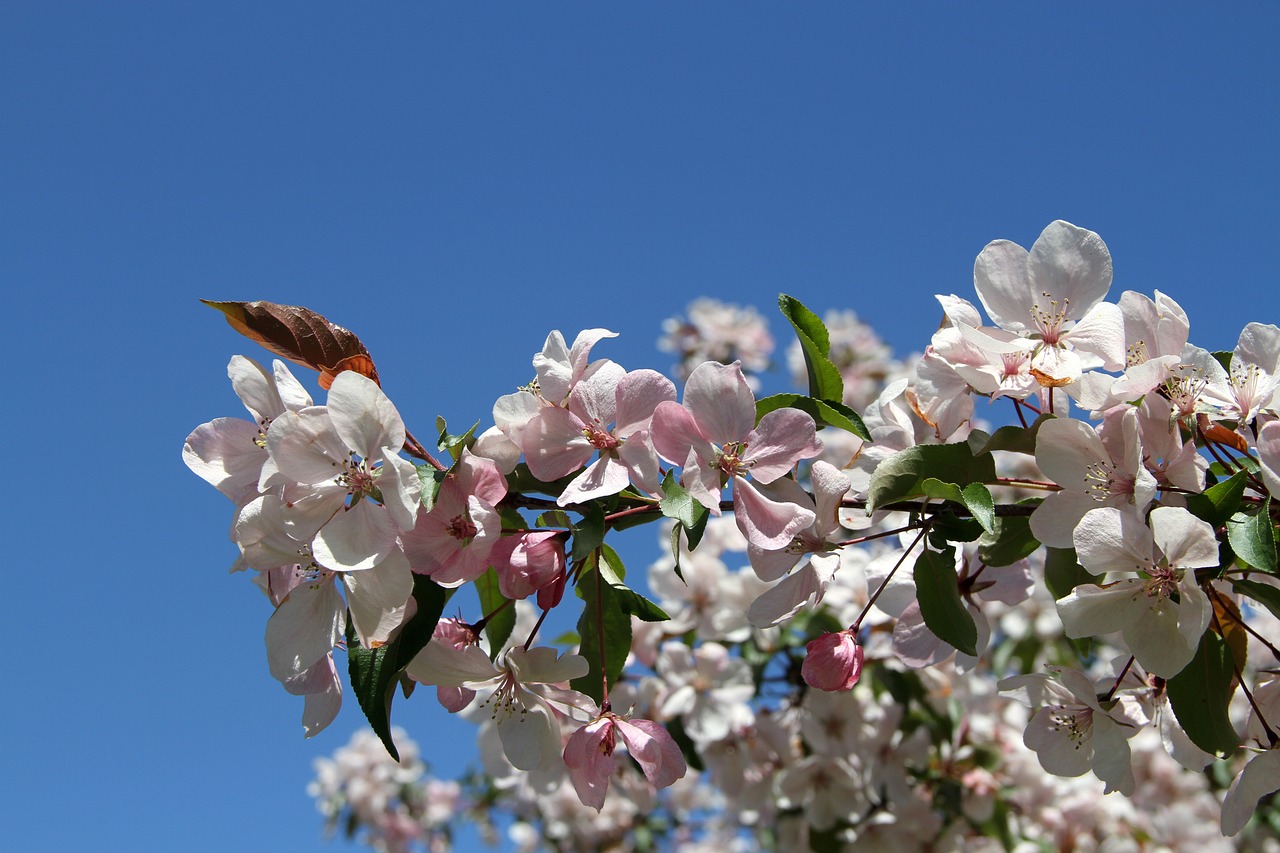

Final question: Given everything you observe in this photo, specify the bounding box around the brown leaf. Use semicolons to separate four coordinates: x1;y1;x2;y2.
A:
1208;586;1248;681
202;300;380;389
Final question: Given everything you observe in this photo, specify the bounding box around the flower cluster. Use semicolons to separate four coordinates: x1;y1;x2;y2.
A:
185;219;1280;850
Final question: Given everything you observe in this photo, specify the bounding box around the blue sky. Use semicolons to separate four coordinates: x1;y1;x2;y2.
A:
3;4;1278;850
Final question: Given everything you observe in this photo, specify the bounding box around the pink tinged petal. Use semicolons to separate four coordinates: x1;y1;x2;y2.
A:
1259;420;1280;497
267;408;348;485
436;685;476;713
233;495;313;570
615;718;687;790
1065;301;1126;371
1089;715;1137;795
558;454;631;506
283;654;342;738
1073;507;1155;576
1149;506;1218;569
1035;417;1108;489
936;293;983;328
326;371;406;460
973;238;1035;333
455;451;508;506
183;418;267;504
732;476;816;550
523;407;594;482
497;532;565;600
1027;220;1113;322
746;543;802;583
802;631;864;692
342;549;413;649
811;461;851;538
228;355;284;422
617;431;663;496
265;575;345;681
563;717;616;811
650;400;711;466
272;360;313;411
313;500;399;571
749;563;823;628
892;601;953;669
491;390;542;446
1159;701;1213;771
1123;584;1206;678
744;409;822;483
1023;706;1093;778
614;370;677;437
533;330;572;401
1056;579;1153;640
1027;489;1099;549
1237;322;1280;375
569;360;625;427
380;454;422;531
507;647;590;685
682;447;723;514
496;696;562;771
472;425;522;474
405;641;499;688
683;361;756;446
1221;751;1280;837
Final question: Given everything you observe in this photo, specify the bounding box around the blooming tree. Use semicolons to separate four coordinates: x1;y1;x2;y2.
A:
185;221;1280;851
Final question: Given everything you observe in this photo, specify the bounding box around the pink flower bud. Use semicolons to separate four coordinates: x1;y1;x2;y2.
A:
496;531;566;600
801;630;864;692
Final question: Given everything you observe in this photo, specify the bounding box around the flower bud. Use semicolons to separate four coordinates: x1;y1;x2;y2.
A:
497;531;566;600
801;630;864;692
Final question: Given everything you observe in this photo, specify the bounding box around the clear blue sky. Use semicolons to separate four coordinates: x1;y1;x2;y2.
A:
3;4;1277;850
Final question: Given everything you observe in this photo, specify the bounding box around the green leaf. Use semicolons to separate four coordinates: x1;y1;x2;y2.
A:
1185;471;1248;529
913;547;978;656
866;442;998;513
416;464;447;512
659;471;710;559
778;294;844;402
390;575;451;672
755;393;870;441
1211;350;1233;373
1233;577;1280;623
475;567;516;660
1043;547;1093;600
345;619;402;760
978;511;1042;567
571;554;632;705
599;545;670;622
1166;630;1240;756
919;478;997;536
1227;497;1277;573
571;504;607;562
505;462;580;500
967;413;1051;456
435;416;479;462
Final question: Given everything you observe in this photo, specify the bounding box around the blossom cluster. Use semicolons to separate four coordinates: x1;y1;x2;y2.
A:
185;220;1280;849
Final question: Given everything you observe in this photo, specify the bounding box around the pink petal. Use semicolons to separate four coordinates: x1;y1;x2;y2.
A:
683;361;755;446
614;370;677;437
744;408;821;483
732;476;815;549
615;718;687;790
563;717;615;811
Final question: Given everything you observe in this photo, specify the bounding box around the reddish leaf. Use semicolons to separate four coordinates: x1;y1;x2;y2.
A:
201;300;379;389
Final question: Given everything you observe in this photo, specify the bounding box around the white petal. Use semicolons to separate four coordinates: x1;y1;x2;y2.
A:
1222;751;1280;836
342;550;412;649
327;371;406;459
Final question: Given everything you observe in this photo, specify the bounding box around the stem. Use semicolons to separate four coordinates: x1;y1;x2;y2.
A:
1012;397;1029;428
403;428;446;470
992;477;1061;491
836;522;928;548
470;597;513;634
850;523;930;633
840;497;1039;517
520;606;553;652
1103;656;1135;703
595;553;609;706
603;505;662;524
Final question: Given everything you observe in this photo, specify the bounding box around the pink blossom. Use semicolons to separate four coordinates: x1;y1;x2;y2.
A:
801;630;864;692
651;360;821;549
493;531;565;600
401;451;507;588
563;712;687;811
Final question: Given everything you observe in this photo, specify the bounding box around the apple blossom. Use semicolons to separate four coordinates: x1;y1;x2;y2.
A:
651;360;821;549
563;711;687;811
801;629;864;692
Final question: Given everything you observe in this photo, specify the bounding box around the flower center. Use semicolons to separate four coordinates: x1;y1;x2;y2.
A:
446;513;478;544
1031;293;1070;344
1047;705;1093;748
714;440;750;478
1083;461;1133;502
582;422;620;451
